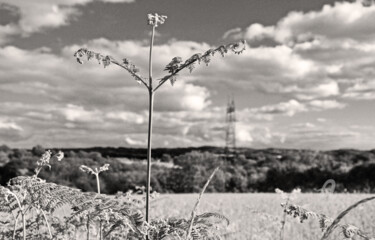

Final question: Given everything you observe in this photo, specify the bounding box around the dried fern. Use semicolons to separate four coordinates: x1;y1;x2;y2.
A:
282;202;375;239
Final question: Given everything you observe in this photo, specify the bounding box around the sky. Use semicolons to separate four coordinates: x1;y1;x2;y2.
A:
0;0;375;150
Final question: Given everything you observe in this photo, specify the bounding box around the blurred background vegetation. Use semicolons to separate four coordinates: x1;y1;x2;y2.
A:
1;144;375;194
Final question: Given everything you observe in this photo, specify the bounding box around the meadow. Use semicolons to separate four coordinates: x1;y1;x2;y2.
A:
2;147;375;239
150;193;375;240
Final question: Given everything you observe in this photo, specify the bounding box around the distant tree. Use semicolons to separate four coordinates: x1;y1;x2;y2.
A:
9;149;29;160
0;144;11;152
31;145;45;156
160;153;173;163
0;151;9;166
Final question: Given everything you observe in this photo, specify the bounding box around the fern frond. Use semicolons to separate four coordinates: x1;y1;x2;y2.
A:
74;48;148;87
158;40;246;87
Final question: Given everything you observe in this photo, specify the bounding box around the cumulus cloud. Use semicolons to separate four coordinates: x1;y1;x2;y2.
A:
0;39;225;147
308;100;346;110
243;99;346;121
60;104;102;122
0;118;23;131
232;1;375;45
279;125;361;150
249;99;307;117
343;80;375;100
1;0;374;149
221;1;375;101
124;136;145;146
0;0;135;43
0;117;27;142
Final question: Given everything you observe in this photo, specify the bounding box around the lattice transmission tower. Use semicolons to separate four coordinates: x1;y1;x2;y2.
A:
225;96;236;154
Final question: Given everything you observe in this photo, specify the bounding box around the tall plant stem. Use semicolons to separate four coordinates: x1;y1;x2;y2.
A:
95;173;101;194
146;25;155;225
146;89;154;223
99;221;103;240
186;167;219;239
9;192;25;240
279;198;290;240
41;209;53;239
12;212;19;240
87;216;90;240
22;213;26;240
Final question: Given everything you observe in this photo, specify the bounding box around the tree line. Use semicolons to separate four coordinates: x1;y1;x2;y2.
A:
1;144;375;194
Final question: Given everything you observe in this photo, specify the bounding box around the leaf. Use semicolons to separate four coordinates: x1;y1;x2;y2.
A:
201;55;211;66
170;75;177;86
188;62;195;73
164;57;183;74
74;49;147;86
102;56;111;68
95;53;102;64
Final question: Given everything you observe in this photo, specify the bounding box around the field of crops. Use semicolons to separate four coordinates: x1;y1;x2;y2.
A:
150;193;375;240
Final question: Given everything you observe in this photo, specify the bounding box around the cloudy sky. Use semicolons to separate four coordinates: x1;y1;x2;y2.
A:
0;0;374;150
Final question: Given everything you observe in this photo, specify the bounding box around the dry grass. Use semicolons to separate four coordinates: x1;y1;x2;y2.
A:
150;193;375;240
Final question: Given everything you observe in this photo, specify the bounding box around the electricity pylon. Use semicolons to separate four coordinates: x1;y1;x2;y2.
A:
225;96;236;156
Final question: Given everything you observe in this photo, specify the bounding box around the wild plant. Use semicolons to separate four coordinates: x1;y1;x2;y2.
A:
78;163;110;239
79;163;110;194
0;150;66;240
146;167;229;240
0;150;144;240
281;196;375;239
67;192;145;239
74;13;246;224
276;188;301;240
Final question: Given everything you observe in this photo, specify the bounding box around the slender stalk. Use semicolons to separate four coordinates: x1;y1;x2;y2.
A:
99;221;102;240
41;209;53;239
12;213;19;240
97;184;102;240
186;167;219;239
149;26;155;85
146;25;156;225
321;196;375;240
146;90;154;223
279;198;290;240
22;213;26;240
87;216;90;240
9;192;25;240
95;173;101;194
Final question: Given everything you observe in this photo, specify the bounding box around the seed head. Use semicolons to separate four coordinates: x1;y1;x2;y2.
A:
147;13;167;27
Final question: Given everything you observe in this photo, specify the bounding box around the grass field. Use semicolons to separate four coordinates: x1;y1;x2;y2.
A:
3;192;375;239
149;193;375;240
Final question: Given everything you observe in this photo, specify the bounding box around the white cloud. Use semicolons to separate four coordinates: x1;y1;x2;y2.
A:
237;1;375;45
243;99;346;121
221;1;375;101
157;82;211;111
244;23;275;42
249;99;307;117
0;118;23;131
308;100;346;110
0;0;135;43
106;111;144;124
124;136;145;146
343;80;375;100
317;118;327;123
60;104;101;122
288;81;340;100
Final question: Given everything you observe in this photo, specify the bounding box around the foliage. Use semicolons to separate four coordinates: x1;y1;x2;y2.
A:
2;147;375;194
281;201;375;240
0;149;231;239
